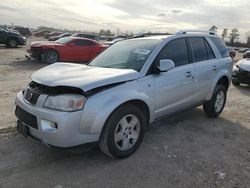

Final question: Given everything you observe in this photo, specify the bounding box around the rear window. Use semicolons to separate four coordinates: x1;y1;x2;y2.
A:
189;37;215;62
210;37;229;58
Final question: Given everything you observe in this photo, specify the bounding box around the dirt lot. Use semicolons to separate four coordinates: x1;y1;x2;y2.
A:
0;38;250;188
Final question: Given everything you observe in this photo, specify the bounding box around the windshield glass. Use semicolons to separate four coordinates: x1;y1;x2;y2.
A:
89;39;160;71
55;37;72;44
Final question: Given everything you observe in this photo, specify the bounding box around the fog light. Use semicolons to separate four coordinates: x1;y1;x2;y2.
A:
41;120;58;133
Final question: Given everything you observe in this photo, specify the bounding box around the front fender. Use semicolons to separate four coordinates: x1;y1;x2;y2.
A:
79;81;153;134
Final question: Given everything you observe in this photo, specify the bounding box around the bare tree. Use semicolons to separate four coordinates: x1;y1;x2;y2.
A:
229;28;240;45
221;29;228;41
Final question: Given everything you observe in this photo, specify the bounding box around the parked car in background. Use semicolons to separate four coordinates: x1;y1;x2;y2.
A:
232;59;250;86
243;51;250;58
238;48;249;53
71;33;99;41
44;32;63;39
16;30;232;158
27;37;107;63
33;30;50;37
13;27;32;37
228;47;236;59
48;33;72;41
104;38;125;46
0;27;26;47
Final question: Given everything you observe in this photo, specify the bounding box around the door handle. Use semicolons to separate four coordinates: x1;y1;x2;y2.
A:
185;71;192;78
213;65;217;71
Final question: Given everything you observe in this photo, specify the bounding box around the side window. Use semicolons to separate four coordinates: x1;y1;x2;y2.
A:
210;37;229;58
74;40;96;46
204;39;215;59
157;38;189;67
189;37;208;62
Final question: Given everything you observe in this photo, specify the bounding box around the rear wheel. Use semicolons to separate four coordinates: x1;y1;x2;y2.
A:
203;85;227;118
7;39;18;48
44;50;59;64
99;104;147;158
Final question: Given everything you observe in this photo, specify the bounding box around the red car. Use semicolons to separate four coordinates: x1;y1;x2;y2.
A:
27;37;107;63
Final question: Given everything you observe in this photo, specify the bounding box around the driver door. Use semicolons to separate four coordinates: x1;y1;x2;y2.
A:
152;38;196;119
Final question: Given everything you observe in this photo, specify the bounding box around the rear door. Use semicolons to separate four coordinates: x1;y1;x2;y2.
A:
153;38;197;119
188;37;216;102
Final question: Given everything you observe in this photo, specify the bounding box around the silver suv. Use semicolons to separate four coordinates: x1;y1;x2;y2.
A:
15;30;232;158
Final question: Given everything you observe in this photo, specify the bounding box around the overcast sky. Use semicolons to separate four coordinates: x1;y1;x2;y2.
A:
0;0;250;39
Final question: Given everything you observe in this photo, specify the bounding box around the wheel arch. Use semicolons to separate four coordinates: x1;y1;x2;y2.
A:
217;76;229;90
206;71;231;101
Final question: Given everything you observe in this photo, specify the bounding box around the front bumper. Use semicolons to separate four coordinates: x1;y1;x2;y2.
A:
15;91;99;147
18;37;26;45
232;67;250;84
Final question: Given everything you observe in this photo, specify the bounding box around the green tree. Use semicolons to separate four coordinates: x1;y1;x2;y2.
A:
229;28;240;45
209;25;218;33
221;29;228;41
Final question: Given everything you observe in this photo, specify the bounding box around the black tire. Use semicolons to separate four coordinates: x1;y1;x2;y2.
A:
232;79;240;86
44;50;59;64
99;104;147;158
7;38;18;48
203;84;227;118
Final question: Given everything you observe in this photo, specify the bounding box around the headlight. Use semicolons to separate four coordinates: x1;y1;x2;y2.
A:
44;94;86;112
233;65;239;72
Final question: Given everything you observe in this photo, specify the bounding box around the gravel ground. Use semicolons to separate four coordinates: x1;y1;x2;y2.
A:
0;38;250;188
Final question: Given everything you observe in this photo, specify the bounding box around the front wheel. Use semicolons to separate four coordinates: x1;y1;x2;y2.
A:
44;50;59;64
7;39;18;48
232;79;240;86
99;104;147;158
203;85;227;118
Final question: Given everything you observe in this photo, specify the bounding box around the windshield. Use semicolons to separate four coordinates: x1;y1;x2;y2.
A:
55;37;72;44
89;39;160;71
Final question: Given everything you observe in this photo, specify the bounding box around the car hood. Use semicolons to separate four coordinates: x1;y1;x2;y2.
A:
30;41;63;47
236;59;250;72
31;63;139;92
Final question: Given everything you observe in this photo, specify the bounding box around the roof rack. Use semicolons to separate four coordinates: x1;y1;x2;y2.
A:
175;30;216;35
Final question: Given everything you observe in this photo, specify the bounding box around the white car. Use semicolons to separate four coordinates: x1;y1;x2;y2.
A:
15;30;232;158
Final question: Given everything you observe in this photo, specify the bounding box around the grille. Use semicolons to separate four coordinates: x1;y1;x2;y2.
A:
25;89;40;105
15;106;38;129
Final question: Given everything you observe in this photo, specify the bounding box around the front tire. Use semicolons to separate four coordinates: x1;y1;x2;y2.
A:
44;50;59;64
7;39;18;48
203;85;227;118
232;79;240;86
99;104;147;158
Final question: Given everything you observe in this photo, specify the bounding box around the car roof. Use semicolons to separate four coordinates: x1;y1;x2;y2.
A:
66;37;100;43
130;35;172;41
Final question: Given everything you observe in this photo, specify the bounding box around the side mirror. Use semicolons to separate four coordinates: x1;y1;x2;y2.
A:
157;59;175;72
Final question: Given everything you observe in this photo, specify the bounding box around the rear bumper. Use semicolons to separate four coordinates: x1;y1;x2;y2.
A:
15;91;99;147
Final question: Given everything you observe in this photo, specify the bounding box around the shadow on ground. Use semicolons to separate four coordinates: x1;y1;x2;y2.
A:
1;108;250;187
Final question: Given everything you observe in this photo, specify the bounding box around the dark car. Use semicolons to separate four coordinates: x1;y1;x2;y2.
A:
27;37;107;63
232;59;250;86
0;27;26;47
48;33;72;41
13;27;32;37
71;33;99;41
243;51;250;58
